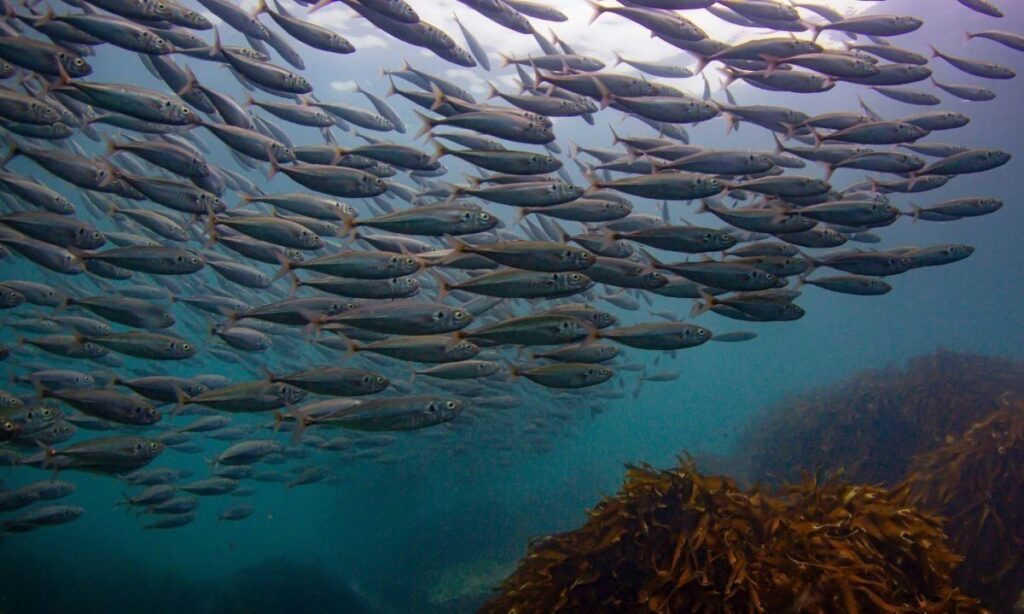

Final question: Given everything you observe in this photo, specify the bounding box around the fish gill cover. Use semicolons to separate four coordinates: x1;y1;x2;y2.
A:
0;0;1021;610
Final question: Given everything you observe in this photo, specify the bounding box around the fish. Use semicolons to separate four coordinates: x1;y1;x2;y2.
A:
300;395;463;432
0;0;1009;550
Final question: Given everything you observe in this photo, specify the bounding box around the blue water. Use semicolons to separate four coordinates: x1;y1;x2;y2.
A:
1;0;1023;612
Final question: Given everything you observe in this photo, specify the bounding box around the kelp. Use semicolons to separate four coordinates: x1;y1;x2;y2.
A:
909;401;1024;613
737;349;1024;485
481;460;980;613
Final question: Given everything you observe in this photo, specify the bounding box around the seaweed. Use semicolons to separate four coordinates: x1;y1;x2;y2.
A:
909;400;1024;613
482;460;980;613
737;349;1024;486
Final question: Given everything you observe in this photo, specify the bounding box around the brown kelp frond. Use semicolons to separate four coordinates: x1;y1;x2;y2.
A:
481;460;981;613
737;349;1024;486
910;400;1024;613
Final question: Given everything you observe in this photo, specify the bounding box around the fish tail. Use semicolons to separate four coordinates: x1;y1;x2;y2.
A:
928;44;940;59
906;203;922;224
0;138;19;167
804;21;823;43
760;54;781;77
485;81;499;100
770;132;787;155
101;135;119;160
427;83;450;112
175;66;200;102
612;51;623;67
264;144;282;178
590;76;613;110
252;0;267;16
432;269;453;303
270;250;295;282
172;385;192;416
412;110;436;140
336;335;359;362
597;226;619;252
429;141;449;166
717;66;739;91
690;289;717;319
339;212;358;243
581;168;601;194
585;0;604;25
496;52;514;69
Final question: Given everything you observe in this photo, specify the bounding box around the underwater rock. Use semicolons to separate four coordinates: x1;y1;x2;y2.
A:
910;401;1024;613
482;460;980;613
737;349;1024;485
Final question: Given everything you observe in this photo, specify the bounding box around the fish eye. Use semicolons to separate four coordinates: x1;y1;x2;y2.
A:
2;421;13;431
376;376;385;384
453;311;464;320
445;401;456;410
150;442;159;449
182;343;191;352
571;274;581;281
480;213;490;221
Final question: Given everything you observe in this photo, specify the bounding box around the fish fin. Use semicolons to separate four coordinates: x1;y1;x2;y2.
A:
907;203;921;224
429;141;449;166
172;385;192;417
717;66;740;91
485;81;499;100
512;208;532;225
590;76;614;110
689;289;717;319
803;20;823;43
432;269;452;303
412;110;436;140
307;0;333;13
426;83;449;112
596;226;620;252
270;249;296;282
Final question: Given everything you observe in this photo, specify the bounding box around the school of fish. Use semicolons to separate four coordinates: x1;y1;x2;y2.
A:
0;0;1017;534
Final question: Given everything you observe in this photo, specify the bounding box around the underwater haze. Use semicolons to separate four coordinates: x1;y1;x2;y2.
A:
1;0;1023;612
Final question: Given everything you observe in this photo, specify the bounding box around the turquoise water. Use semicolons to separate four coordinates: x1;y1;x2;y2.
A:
1;0;1023;612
